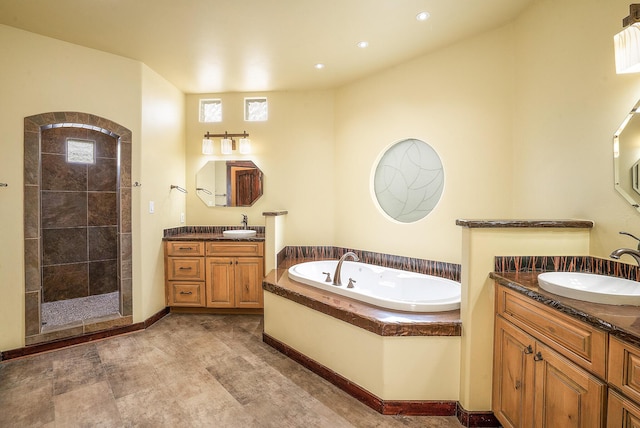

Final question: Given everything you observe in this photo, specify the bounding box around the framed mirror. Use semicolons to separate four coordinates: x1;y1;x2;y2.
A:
196;160;263;207
372;138;444;223
614;100;640;211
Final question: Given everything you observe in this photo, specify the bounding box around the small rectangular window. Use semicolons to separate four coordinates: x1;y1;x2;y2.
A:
200;99;222;122
245;97;268;121
67;139;95;164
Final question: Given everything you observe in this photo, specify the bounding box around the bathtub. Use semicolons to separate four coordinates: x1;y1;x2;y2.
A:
287;260;460;312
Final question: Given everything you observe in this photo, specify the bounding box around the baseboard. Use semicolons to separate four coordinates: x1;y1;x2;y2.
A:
263;333;462;416
456;403;500;427
169;307;263;315
0;307;170;361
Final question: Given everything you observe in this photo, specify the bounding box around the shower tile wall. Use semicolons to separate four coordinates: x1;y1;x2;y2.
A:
41;128;118;302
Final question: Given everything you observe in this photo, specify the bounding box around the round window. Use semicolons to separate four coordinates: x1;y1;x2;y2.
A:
372;138;444;223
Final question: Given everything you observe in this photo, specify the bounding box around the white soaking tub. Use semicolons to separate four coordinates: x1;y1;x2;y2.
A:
287;260;460;312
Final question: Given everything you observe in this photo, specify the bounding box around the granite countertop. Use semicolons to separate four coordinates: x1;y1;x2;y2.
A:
263;257;461;337
163;233;265;242
491;271;640;347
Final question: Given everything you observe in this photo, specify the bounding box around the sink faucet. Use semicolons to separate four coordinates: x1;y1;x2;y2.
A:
610;231;640;265
610;248;640;266
241;214;248;230
333;252;360;286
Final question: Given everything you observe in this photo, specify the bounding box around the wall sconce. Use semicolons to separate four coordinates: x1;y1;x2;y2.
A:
615;4;640;74
203;131;251;155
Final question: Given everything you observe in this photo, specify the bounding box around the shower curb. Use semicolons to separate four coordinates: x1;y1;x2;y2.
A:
0;307;169;362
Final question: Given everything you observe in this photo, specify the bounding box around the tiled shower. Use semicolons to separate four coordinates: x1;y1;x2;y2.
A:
40;127;119;304
23;112;133;344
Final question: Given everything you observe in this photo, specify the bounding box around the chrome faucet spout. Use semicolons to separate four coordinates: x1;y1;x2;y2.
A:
333;252;360;286
610;247;640;266
241;214;248;230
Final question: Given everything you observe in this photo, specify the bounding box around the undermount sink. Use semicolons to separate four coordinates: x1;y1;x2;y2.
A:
537;272;640;306
222;229;256;238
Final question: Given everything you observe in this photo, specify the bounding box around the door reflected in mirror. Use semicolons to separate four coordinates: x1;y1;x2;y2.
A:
614;100;640;211
196;160;263;207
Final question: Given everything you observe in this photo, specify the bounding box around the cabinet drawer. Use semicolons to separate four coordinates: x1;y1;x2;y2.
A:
609;336;640;403
496;285;607;379
166;282;205;306
206;242;264;257
166;257;205;281
166;241;204;257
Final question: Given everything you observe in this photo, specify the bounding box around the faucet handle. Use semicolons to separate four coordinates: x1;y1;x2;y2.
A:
620;231;640;250
322;272;332;282
347;278;356;289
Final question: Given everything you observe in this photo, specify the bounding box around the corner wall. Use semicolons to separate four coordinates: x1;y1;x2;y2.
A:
511;0;640;257
0;25;184;350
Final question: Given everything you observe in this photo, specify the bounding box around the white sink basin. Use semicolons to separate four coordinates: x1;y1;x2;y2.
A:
538;272;640;305
222;229;256;238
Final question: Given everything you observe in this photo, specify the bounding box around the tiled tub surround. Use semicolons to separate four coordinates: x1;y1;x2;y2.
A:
262;249;464;419
281;246;461;282
24;112;133;346
492;254;640;344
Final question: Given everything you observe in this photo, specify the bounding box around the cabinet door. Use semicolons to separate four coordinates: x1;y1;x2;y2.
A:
533;342;605;428
493;315;535;428
234;257;264;308
205;257;235;307
608;389;640;428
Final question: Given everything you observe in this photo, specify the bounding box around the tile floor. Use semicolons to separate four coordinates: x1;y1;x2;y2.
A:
0;313;463;427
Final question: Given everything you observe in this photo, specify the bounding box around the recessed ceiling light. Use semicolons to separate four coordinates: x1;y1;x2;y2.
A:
416;11;430;21
314;63;325;69
357;41;369;49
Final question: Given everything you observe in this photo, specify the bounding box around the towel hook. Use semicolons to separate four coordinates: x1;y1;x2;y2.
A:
0;183;7;187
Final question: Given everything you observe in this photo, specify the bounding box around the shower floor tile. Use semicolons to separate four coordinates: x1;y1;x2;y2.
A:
41;292;119;329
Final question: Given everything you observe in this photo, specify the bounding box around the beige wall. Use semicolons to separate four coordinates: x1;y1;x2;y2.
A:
0;26;184;350
512;0;640;257
185;91;335;245
333;25;515;264
138;65;186;321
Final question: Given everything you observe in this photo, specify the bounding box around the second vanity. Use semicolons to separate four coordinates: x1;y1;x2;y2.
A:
163;228;265;311
491;269;640;428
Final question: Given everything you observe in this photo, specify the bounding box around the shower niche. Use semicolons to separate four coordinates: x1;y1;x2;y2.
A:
24;112;133;344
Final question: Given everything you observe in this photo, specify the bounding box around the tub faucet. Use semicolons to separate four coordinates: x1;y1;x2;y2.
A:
610;231;640;265
241;214;248;229
333;252;360;286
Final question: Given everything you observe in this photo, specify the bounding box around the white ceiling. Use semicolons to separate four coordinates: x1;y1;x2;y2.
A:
0;0;535;94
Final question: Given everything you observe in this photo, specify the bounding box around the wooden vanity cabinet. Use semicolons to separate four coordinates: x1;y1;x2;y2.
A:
493;285;607;428
205;242;264;309
164;240;264;309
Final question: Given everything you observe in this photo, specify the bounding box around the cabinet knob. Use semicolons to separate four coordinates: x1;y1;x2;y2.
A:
533;352;543;362
524;345;533;354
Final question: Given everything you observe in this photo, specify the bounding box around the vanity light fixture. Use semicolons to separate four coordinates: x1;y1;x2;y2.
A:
202;138;214;155
203;131;250;155
615;4;640;74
